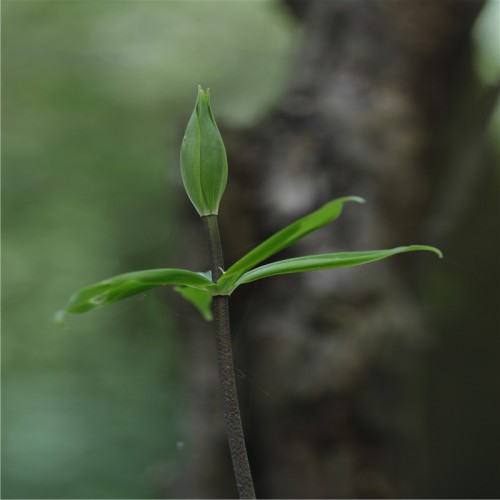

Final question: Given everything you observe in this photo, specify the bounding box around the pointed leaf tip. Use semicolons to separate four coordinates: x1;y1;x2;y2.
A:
350;196;365;204
54;310;66;328
175;285;213;321
406;245;443;259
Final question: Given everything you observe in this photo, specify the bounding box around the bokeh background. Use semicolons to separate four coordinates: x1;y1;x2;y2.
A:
2;2;298;497
2;1;498;499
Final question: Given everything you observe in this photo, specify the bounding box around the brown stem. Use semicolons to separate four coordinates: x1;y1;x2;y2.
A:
202;215;256;499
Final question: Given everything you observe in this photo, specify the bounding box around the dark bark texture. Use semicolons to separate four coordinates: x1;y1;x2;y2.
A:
173;1;498;498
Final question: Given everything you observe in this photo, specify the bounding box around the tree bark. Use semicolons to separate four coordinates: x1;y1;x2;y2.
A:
175;1;493;498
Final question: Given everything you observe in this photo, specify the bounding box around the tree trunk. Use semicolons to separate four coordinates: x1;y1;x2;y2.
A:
174;1;494;498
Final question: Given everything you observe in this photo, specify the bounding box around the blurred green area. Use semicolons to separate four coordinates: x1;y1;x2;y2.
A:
473;0;500;157
1;1;298;498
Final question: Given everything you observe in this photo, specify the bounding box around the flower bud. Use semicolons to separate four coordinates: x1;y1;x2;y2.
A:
180;86;228;216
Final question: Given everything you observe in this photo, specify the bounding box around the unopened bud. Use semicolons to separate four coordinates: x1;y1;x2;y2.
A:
180;86;228;216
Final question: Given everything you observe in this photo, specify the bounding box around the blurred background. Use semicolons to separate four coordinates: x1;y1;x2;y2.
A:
2;1;498;499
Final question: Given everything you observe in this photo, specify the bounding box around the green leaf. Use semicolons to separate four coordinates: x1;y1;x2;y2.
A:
216;196;365;293
175;285;213;321
233;246;442;288
56;268;215;324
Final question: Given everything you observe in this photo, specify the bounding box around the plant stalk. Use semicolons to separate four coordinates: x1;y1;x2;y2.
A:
202;215;256;499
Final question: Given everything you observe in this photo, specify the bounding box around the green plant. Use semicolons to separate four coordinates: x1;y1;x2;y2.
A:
57;86;441;499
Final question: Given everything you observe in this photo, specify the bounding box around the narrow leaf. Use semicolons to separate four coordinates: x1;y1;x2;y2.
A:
56;268;215;322
175;285;213;321
217;196;365;292
233;246;442;288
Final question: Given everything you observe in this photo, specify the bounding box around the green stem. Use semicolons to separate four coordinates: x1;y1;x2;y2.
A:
202;215;256;499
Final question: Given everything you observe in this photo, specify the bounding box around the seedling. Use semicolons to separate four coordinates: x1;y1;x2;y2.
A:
57;86;441;499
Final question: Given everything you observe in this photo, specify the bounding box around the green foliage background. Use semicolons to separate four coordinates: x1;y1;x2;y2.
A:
2;1;298;497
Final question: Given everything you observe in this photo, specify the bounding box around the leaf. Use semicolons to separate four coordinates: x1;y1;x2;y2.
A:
233;246;442;288
56;268;215;323
216;196;365;293
175;285;213;321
